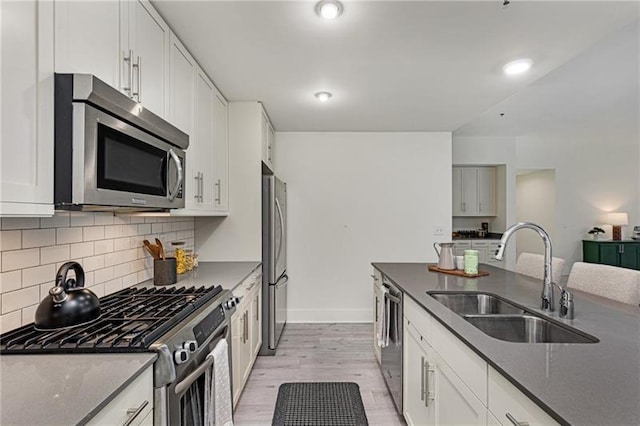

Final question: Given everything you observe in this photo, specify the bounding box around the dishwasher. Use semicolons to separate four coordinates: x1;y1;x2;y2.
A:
380;278;403;414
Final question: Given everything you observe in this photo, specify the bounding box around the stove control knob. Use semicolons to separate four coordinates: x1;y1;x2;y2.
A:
174;348;189;365
183;340;198;353
224;297;241;310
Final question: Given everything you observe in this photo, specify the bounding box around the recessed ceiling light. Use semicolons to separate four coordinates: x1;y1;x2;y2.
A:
316;0;342;19
503;59;533;76
315;92;332;102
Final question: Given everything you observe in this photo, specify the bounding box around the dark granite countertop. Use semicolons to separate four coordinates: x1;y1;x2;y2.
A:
0;353;157;425
372;262;640;425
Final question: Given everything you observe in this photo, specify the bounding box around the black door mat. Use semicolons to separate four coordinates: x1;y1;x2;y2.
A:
272;382;369;426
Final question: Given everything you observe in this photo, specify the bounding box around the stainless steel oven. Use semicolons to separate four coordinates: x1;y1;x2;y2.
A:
54;73;188;211
381;279;403;414
152;296;236;426
165;321;231;425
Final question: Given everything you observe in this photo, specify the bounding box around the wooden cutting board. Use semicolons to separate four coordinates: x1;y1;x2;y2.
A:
428;264;490;278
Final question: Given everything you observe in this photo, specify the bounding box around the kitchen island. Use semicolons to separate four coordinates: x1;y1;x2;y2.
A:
373;262;640;425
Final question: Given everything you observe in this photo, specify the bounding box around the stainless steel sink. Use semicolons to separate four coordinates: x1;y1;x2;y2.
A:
464;314;599;344
428;292;598;344
429;292;526;315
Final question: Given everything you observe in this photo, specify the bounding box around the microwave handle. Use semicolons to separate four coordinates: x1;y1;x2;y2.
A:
167;149;183;202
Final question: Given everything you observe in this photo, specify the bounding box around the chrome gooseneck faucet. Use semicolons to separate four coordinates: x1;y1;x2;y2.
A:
495;222;574;319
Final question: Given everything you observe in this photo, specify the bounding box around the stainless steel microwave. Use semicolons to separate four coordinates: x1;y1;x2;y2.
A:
54;74;188;211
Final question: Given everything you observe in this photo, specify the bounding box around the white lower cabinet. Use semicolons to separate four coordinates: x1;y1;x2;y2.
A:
404;320;435;426
404;318;485;426
432;347;486;425
488;367;558;426
403;297;557;426
87;366;153;426
231;271;262;408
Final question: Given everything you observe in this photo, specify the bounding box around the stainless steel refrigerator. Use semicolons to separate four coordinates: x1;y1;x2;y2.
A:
260;175;288;355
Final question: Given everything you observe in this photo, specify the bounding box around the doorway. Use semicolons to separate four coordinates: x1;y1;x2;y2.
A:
515;169;556;260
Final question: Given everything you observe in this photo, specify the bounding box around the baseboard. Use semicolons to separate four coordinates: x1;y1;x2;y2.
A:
287;308;371;323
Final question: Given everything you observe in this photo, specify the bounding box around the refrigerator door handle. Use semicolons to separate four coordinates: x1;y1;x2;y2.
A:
275;198;285;265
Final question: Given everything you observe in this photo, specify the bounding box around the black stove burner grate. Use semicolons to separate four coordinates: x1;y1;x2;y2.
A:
0;285;223;354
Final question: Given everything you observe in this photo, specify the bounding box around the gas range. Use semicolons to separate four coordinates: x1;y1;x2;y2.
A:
0;285;228;353
0;284;240;425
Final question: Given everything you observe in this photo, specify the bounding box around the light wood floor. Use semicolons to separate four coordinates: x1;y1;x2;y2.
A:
233;323;406;426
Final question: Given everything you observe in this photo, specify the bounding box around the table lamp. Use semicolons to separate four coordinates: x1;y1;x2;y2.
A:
606;212;628;241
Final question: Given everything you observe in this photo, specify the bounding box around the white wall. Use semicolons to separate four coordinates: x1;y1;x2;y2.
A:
196;102;262;261
275;132;451;322
515;170;556;259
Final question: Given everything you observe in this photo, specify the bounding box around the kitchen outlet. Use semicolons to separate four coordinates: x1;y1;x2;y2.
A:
433;226;445;236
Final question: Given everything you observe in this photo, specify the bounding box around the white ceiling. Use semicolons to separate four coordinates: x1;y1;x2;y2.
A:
153;1;639;132
455;20;639;139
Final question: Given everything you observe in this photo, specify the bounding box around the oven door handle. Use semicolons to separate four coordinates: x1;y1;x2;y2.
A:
168;149;183;202
174;355;214;395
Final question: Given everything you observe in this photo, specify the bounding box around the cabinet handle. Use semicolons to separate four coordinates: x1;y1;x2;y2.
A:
425;361;435;407
268;144;272;162
462;202;466;212
215;179;221;204
200;172;204;202
194;175;200;200
620;244;625;254
255;296;259;321
122;50;134;97
420;356;426;402
479;202;483;211
505;413;530;426
132;55;141;102
240;314;245;343
244;311;249;343
199;172;204;202
122;400;149;426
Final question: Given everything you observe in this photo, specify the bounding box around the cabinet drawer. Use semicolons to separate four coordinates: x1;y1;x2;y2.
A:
404;296;431;343
454;241;472;248
471;241;489;248
431;317;487;404
87;367;153;426
488;367;559;426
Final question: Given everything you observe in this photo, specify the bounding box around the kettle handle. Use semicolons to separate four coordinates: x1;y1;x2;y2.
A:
56;261;85;290
433;242;440;257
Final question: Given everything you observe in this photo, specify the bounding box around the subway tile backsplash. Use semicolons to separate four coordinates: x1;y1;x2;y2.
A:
0;212;195;333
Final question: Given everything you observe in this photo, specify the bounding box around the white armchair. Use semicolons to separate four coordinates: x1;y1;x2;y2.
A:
515;252;566;284
567;262;640;306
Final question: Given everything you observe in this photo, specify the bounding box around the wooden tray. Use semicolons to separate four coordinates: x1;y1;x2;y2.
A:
428;264;489;278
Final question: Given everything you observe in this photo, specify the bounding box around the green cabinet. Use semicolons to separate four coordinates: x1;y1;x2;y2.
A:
582;240;640;270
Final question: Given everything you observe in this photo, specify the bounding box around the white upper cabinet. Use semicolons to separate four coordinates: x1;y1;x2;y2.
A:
54;1;121;89
121;0;169;118
194;68;217;211
452;166;496;217
0;0;54;216
261;107;275;171
477;167;496;216
213;91;229;212
167;32;194;136
172;63;229;216
54;0;169;118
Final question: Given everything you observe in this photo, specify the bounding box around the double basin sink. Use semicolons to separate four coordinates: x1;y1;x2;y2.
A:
429;292;598;344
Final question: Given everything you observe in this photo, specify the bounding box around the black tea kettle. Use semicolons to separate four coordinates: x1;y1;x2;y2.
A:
34;262;101;330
